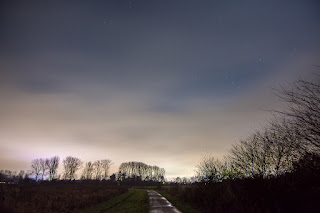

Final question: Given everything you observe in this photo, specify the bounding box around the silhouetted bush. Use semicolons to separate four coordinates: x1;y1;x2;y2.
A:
162;170;320;213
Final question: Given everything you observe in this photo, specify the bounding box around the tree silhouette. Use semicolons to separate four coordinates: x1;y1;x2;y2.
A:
118;161;165;182
62;156;82;180
46;156;60;181
93;160;103;180
81;161;94;180
39;158;48;180
276;78;320;154
101;159;112;180
31;159;41;181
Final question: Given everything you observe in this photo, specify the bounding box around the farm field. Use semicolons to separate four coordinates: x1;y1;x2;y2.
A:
0;182;127;213
77;189;148;213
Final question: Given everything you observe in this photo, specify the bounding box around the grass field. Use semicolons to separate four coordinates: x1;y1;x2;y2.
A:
76;189;149;213
0;183;127;213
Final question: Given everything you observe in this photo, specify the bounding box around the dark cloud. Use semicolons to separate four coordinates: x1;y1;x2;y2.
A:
0;0;319;177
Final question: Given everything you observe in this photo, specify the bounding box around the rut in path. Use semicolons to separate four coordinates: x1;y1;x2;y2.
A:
148;190;181;213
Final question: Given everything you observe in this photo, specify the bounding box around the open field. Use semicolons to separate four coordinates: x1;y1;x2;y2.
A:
0;182;127;213
76;189;148;213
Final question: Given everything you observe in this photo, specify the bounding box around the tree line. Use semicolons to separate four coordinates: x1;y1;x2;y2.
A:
196;77;320;182
159;75;320;213
31;156;60;181
31;157;113;181
1;156;166;183
81;159;112;180
117;161;165;182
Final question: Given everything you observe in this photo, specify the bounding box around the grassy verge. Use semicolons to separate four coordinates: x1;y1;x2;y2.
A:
76;189;148;213
156;190;203;213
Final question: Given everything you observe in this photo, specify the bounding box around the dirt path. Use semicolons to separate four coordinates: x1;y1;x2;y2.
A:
148;190;181;213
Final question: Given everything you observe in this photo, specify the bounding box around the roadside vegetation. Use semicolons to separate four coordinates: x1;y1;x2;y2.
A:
161;76;320;212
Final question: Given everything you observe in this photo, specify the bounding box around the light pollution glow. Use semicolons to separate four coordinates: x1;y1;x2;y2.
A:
0;0;319;179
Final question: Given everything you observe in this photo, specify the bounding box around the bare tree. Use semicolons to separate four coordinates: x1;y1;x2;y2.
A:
81;161;94;180
39;158;49;180
229;132;273;178
175;177;182;183
275;78;320;154
196;155;218;182
182;177;188;184
46;156;60;181
93;160;103;180
195;77;320;181
267;119;301;175
63;156;83;180
31;159;41;181
18;170;25;179
118;161;165;181
196;155;231;182
229;121;302;178
159;168;166;182
101;159;112;180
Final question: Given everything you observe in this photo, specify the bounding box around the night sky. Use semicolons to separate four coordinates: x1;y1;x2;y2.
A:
1;0;319;178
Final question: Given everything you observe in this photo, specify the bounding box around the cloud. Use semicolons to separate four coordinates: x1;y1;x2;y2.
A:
0;0;319;177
